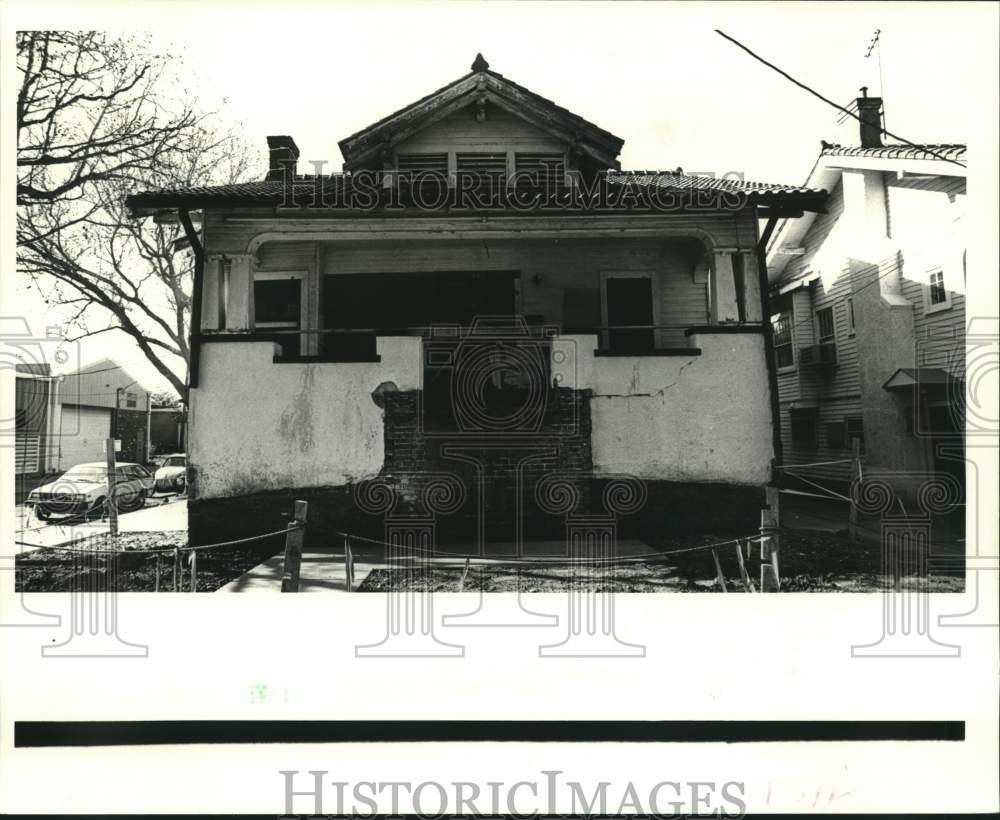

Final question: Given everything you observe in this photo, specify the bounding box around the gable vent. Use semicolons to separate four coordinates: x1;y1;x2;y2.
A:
397;153;449;177
456;152;508;177
515;152;565;186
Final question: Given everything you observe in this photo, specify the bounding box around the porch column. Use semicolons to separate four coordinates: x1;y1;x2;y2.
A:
201;255;223;331
711;250;740;323
225;253;255;331
741;249;763;322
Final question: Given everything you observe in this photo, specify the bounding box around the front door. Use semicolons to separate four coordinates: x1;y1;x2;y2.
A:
605;276;655;353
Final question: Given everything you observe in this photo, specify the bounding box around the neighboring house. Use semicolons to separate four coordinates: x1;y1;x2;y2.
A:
58;358;153;468
765;91;966;504
127;55;826;546
13;363;61;476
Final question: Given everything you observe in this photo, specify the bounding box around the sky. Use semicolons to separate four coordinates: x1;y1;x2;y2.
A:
6;1;998;396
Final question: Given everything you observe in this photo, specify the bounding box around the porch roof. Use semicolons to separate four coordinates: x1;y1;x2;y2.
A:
125;170;827;217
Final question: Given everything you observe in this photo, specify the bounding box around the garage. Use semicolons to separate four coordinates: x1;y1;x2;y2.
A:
57;404;111;470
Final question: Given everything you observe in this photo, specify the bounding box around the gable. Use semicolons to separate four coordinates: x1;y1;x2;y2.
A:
395;102;565;156
338;56;623;172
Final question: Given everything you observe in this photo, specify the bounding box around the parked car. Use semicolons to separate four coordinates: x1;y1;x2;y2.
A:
26;462;154;521
153;454;187;495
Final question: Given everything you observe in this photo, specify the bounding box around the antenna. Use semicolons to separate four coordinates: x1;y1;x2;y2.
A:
864;28;888;133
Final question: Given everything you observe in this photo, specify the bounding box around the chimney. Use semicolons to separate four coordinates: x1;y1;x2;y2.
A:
856;87;883;148
266;135;300;181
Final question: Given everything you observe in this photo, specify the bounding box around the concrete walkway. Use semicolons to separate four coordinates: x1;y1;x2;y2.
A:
15;497;187;552
219;538;653;593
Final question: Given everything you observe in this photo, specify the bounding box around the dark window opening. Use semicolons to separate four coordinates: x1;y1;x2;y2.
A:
254;277;301;357
125;392;137;409
816;306;835;342
846;416;865;454
605;277;654;353
847;297;856;334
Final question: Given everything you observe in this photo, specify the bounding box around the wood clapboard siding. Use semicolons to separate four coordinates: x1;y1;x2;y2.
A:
397;103;564;155
773;180;863;482
889;175;966;382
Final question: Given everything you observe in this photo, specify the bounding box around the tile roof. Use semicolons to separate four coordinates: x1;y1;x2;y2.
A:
126;170;827;215
820;142;966;163
610;170;825;197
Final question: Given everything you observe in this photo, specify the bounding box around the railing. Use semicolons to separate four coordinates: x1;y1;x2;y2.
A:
197;323;759;360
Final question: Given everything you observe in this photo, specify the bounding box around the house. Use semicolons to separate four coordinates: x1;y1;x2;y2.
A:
765;90;966;505
13;363;60;477
126;55;827;548
57;358;153;468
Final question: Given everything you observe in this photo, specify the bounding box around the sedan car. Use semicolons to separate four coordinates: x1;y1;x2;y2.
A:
26;461;155;521
153;453;187;495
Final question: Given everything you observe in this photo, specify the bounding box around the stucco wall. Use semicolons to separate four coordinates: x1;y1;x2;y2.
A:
553;332;773;484
190;337;421;499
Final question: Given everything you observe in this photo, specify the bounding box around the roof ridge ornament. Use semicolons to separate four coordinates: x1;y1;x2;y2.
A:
471;53;490;72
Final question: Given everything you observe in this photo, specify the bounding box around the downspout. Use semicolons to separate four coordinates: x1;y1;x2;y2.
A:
179;207;205;390
755;212;784;473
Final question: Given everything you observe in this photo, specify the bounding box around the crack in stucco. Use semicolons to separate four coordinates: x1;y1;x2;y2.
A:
278;365;316;453
591;358;697;398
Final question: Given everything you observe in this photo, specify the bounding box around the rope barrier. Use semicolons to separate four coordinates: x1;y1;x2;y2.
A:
778;459;855;469
14;525;296;557
304;522;756;565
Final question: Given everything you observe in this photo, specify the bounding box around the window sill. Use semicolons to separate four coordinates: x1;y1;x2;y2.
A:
594;348;701;357
924;301;953;315
776;365;797;375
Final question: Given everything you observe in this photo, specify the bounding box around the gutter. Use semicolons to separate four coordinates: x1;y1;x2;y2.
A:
755;213;784;473
178;207;205;390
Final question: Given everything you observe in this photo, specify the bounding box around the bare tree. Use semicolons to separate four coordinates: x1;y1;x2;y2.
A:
17;31;260;401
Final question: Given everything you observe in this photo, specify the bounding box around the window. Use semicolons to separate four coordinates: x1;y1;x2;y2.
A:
846;416;865;454
254;275;303;357
603;275;655;353
926;268;951;313
125;392;137;408
846;297;856;335
790;409;818;447
772;311;793;368
816;306;835;342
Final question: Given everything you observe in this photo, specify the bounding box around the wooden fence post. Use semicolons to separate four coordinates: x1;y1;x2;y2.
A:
848;438;862;544
172;547;180;592
189;550;198;593
735;540;755;592
711;548;727;593
760;508;781;592
344;536;354;592
281;500;307;593
154;553;161;593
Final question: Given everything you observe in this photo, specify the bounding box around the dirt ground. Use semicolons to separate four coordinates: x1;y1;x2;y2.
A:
14;530;284;593
359;529;965;593
15;526;965;594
